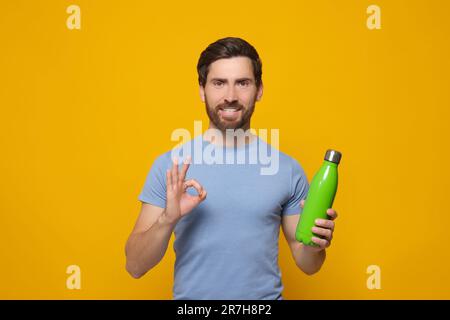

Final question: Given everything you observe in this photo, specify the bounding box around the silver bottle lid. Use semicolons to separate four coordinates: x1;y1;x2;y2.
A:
324;149;342;164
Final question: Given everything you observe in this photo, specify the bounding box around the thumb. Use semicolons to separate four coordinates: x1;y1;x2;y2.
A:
300;199;305;208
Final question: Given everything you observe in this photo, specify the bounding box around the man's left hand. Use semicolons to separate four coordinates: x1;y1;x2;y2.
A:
300;199;338;252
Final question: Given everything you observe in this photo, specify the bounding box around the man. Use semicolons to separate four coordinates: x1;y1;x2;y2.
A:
125;37;338;300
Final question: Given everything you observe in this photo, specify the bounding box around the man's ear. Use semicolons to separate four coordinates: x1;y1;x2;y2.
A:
256;83;263;101
199;85;205;102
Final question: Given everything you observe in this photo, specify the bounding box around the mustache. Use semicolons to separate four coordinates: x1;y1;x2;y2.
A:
216;101;244;111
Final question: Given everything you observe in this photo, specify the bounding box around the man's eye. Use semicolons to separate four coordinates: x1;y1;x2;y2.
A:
238;81;250;87
213;81;223;86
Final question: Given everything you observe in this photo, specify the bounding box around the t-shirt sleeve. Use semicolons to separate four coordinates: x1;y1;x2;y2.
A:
282;159;309;216
138;154;169;208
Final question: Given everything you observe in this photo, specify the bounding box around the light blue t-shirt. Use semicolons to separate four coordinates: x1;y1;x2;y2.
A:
138;135;309;300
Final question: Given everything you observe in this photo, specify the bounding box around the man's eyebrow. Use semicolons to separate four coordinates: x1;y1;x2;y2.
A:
210;78;227;82
210;77;254;82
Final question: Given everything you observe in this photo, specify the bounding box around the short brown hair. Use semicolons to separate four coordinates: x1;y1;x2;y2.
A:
197;37;263;88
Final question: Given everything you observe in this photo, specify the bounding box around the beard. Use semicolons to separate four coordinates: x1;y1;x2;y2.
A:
205;98;255;132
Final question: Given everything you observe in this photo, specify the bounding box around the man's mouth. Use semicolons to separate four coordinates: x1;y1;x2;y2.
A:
218;107;242;121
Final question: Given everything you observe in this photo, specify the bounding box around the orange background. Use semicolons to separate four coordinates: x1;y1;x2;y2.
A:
1;0;449;299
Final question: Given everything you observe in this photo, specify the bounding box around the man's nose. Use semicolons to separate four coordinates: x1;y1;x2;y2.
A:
224;85;238;103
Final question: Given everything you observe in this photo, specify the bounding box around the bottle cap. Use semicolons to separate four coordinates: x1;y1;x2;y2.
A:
324;149;342;164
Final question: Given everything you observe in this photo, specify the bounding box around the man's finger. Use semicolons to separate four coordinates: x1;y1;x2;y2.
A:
172;157;179;184
166;169;172;190
300;199;305;208
312;236;329;248
315;219;335;230
327;208;338;220
312;226;333;241
180;156;191;181
184;179;205;198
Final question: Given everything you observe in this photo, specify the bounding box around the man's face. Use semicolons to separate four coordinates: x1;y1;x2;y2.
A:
200;56;263;131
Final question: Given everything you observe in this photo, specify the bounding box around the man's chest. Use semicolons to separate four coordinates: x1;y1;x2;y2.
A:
184;164;291;223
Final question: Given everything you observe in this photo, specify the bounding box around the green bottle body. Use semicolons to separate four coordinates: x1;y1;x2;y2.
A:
295;159;339;246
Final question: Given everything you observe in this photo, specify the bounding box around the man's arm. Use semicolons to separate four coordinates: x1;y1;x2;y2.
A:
125;203;176;279
281;213;326;275
125;156;206;279
281;200;338;275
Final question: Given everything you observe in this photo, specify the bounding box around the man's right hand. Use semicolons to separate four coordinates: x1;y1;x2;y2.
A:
162;156;207;225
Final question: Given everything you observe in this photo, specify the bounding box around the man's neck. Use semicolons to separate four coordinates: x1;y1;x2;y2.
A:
204;122;256;147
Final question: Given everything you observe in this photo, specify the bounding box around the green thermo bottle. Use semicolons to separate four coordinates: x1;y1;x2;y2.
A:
295;149;342;246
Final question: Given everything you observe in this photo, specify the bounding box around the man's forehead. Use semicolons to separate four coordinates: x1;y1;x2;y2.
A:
207;57;254;79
